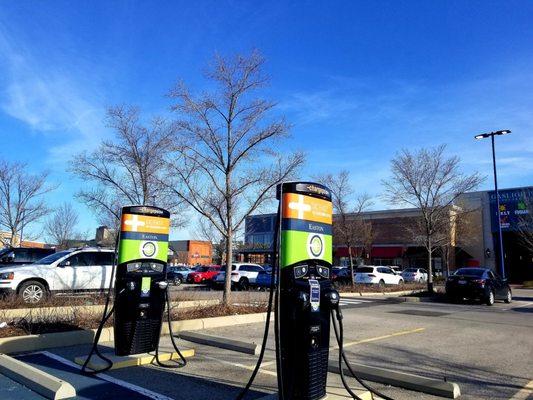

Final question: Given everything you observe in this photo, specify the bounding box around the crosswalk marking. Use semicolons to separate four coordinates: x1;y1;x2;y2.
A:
338;298;372;307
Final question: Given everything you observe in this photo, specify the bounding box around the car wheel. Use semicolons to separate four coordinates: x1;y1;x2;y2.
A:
398;279;404;284
485;290;495;306
201;277;206;282
239;278;249;291
378;279;385;287
418;277;424;283
504;288;512;304
19;281;48;304
174;276;182;286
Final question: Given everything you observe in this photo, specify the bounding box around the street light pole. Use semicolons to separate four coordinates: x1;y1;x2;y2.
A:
474;129;511;280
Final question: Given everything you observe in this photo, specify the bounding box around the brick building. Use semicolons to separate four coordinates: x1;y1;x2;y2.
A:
168;240;213;266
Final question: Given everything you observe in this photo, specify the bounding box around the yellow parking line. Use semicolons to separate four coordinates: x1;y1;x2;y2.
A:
332;327;426;350
509;380;533;400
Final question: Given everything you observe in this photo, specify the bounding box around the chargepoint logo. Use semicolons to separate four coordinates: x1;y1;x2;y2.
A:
140;241;158;258
307;233;325;259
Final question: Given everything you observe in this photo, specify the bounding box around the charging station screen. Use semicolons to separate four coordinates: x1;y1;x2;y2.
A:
280;192;333;268
118;208;170;265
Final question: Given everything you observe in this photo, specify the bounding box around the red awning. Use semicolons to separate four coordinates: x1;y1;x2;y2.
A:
370;246;404;258
334;247;362;257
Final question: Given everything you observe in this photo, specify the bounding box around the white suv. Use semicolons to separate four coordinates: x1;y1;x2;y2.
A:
213;263;264;290
0;247;114;304
354;266;404;285
401;268;428;283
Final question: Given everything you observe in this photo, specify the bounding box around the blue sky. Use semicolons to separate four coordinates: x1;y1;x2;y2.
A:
0;1;532;241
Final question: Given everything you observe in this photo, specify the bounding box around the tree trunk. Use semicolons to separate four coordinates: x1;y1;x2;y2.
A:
223;232;232;306
427;242;434;294
348;246;355;288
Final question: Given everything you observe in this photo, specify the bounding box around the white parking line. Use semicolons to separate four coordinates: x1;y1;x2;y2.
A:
34;351;175;400
508;379;533;400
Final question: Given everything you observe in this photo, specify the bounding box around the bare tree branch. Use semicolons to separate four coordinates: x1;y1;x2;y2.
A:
0;159;55;247
70;105;186;227
382;144;485;292
164;50;305;304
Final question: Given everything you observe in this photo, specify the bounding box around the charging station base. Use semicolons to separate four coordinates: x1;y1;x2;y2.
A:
258;388;373;400
74;348;195;371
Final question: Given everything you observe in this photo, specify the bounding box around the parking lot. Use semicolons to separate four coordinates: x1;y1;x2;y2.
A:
2;288;531;400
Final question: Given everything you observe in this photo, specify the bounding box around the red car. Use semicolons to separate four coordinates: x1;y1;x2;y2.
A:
186;265;221;283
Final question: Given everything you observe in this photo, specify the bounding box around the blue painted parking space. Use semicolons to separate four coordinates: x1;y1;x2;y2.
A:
0;373;46;400
16;352;172;400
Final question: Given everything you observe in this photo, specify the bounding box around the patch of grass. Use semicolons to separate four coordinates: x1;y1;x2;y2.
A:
334;282;426;293
0;293;108;310
0;301;268;338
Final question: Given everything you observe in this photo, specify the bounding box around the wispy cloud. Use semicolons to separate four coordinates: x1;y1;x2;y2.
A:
280;70;533;190
0;24;108;163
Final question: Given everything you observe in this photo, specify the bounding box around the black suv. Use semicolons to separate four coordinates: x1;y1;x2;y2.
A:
0;247;55;266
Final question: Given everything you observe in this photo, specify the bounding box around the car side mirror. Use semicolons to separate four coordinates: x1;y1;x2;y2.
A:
59;260;71;267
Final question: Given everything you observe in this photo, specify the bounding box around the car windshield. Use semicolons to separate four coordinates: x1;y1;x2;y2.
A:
38;251;70;265
404;268;418;272
197;267;210;272
219;265;236;272
454;268;485;277
0;248;11;258
356;267;374;273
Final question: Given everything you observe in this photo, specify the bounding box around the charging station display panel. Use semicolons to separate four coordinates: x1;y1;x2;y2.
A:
118;208;170;265
114;206;170;356
280;185;333;269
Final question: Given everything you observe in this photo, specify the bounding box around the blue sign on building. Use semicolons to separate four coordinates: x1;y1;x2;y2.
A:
489;187;532;232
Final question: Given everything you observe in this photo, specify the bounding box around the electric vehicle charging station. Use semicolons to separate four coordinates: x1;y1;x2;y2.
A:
276;182;338;400
114;205;171;356
81;204;187;374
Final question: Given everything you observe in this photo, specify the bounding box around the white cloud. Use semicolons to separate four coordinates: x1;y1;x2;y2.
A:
0;25;108;163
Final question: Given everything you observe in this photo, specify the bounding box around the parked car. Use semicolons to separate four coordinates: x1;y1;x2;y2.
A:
332;266;352;283
0;247;114;304
213;263;264;290
254;270;275;290
401;268;428;283
446;267;511;306
0;247;55;266
186;265;221;283
354;266;404;285
167;265;193;285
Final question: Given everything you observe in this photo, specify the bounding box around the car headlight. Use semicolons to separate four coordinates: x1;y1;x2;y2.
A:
0;272;14;280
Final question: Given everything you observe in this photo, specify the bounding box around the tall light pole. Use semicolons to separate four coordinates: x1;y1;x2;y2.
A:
474;129;511;279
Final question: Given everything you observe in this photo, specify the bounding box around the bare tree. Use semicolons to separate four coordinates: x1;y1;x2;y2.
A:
382;145;484;293
0;160;54;247
165;51;305;304
70;106;185;227
317;171;372;287
44;203;81;249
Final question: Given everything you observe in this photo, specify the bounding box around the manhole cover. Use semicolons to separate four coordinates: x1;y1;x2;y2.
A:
389;309;450;317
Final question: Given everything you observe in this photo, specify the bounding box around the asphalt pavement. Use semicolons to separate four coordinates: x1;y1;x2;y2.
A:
2;288;532;400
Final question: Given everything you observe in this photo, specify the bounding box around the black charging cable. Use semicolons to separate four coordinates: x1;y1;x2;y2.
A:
154;287;188;368
235;204;281;400
331;306;395;400
81;238;119;375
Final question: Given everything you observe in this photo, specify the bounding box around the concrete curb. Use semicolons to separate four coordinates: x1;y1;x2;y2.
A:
0;300;219;321
179;331;259;355
0;353;76;399
0;312;271;354
328;361;461;399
